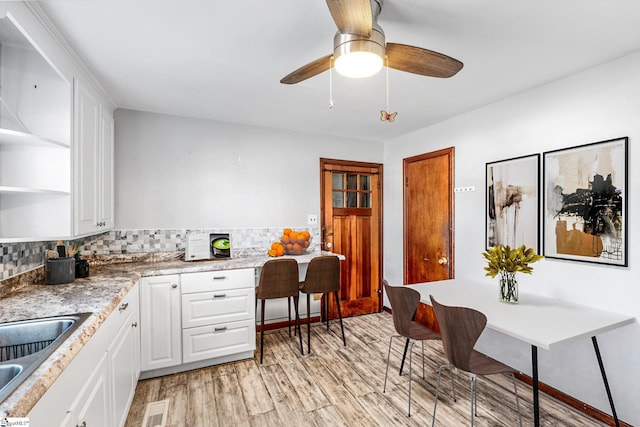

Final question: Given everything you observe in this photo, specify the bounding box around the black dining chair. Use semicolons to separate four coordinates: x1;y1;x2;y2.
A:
255;258;304;363
299;255;346;353
383;281;453;417
430;295;522;427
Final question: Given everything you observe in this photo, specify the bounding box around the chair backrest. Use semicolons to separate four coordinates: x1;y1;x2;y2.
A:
300;255;340;293
256;258;299;299
429;295;487;372
383;280;420;338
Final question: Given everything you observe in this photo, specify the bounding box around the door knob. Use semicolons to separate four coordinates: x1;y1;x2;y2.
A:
438;257;448;265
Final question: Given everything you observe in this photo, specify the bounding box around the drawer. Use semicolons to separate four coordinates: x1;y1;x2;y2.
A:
182;319;256;364
181;268;255;294
182;288;254;328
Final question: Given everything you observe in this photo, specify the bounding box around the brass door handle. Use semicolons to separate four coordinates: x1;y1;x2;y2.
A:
438;257;448;265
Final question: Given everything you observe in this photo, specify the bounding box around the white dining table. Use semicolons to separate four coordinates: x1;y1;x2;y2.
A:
408;278;635;427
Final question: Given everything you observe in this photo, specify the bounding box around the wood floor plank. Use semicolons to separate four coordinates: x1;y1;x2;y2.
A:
213;373;251;426
235;359;275;416
125;312;608;427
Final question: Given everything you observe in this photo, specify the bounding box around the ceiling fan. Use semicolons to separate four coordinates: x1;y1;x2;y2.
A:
280;0;463;84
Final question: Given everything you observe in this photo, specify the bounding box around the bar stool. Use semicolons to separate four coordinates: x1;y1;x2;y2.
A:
255;258;303;363
299;255;346;353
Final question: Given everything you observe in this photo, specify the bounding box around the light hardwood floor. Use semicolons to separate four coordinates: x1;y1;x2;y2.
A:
125;312;603;427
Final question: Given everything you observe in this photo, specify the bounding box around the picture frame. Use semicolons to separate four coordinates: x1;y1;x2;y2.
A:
486;153;540;251
543;137;628;266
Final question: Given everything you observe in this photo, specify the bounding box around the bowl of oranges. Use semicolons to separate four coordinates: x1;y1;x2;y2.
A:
281;228;312;255
267;228;313;257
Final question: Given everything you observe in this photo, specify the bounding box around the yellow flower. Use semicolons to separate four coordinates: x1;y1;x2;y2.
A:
481;245;543;279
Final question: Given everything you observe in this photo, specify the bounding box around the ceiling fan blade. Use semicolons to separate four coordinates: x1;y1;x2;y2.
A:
385;43;463;78
326;0;372;36
280;54;333;84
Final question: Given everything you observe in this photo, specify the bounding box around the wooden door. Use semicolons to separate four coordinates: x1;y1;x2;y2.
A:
404;148;454;284
321;158;383;318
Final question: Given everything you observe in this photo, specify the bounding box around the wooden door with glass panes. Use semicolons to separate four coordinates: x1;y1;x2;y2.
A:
320;158;383;318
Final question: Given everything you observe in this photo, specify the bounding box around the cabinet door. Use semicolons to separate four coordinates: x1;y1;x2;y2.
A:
71;352;110;427
140;275;182;371
99;108;114;230
73;78;99;236
109;287;140;427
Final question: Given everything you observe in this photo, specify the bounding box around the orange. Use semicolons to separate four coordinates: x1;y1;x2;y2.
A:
271;242;282;250
301;230;311;239
290;231;300;239
303;240;310;248
293;243;303;254
267;249;276;257
281;236;290;244
283;228;292;236
276;245;284;256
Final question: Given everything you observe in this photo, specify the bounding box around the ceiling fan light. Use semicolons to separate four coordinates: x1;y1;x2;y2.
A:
334;51;383;78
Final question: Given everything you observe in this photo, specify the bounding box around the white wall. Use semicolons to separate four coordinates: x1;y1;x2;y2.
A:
383;51;640;424
114;109;383;229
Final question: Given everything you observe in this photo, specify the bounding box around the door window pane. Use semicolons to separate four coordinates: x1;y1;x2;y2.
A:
332;191;344;208
360;176;370;191
360;193;370;208
346;192;357;208
346;174;357;190
332;173;344;190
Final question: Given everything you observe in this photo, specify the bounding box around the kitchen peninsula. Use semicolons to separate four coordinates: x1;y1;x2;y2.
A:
0;250;343;422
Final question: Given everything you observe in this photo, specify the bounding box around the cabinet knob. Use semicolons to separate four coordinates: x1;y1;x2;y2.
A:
76;422;87;427
119;302;129;312
171;283;178;289
132;322;138;328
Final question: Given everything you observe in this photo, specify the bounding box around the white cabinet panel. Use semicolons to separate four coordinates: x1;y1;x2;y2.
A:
182;288;253;329
140;275;182;371
182;319;255;364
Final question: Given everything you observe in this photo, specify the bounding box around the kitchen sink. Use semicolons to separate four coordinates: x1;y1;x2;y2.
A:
0;312;92;403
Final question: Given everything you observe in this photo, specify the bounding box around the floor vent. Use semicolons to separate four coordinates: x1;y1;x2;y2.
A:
141;399;169;427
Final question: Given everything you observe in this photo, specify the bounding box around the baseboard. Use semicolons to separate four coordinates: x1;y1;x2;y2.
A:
256;315;322;332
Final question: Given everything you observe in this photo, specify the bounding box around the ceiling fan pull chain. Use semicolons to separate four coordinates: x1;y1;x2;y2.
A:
380;55;397;122
329;56;334;108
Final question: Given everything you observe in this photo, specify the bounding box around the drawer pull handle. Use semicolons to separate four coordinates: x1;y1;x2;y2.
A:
119;302;129;312
212;276;227;280
213;294;226;299
214;326;227;332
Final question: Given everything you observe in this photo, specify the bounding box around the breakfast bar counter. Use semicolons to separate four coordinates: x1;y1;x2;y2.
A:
0;250;342;417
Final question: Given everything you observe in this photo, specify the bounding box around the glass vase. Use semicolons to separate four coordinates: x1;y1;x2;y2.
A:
499;271;518;303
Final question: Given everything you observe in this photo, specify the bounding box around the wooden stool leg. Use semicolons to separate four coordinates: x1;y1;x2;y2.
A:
287;296;292;337
307;293;311;353
335;291;346;346
293;295;303;355
325;293;330;331
260;299;266;364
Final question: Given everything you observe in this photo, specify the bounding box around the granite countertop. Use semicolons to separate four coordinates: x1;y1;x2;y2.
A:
0;250;342;417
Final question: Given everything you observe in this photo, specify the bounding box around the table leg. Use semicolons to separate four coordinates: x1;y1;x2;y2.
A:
399;338;410;375
592;336;620;427
532;345;539;427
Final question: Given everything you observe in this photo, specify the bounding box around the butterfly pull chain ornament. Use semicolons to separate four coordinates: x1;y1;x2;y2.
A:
380;56;397;123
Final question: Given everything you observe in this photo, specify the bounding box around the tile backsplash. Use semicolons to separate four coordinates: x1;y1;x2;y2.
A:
0;227;320;281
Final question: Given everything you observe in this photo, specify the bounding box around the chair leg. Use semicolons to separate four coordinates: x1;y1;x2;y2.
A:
293;295;303;356
421;341;425;379
306;293;311;353
510;373;523;427
325;293;330;331
383;335;395;393
260;299;266;364
408;340;415;417
432;364;453;427
334;291;346;346
287;296;292;337
470;374;477;427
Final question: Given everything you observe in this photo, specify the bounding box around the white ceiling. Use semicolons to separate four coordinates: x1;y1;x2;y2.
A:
38;0;640;142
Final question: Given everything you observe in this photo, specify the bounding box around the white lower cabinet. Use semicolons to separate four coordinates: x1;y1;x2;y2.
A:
28;283;140;427
140;268;256;378
140;275;182;372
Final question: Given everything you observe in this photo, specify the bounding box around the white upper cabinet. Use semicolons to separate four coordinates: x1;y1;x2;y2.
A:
0;11;72;241
0;3;115;242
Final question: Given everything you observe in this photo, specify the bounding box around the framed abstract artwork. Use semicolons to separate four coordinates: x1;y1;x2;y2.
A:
486;154;540;251
543;137;628;266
